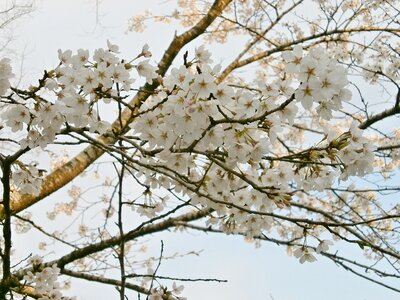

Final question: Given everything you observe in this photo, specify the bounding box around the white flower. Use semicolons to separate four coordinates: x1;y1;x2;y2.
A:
63;94;89;115
172;282;184;294
316;240;334;253
279;101;298;125
57;66;78;87
111;64;130;83
76;68;98;93
93;47;119;65
282;45;303;73
57;49;72;65
141;43;152;57
163;65;193;91
136;59;158;84
295;78;321;109
23;271;35;282
44;78;58;90
294;247;317;264
107;39;120;53
3;104;31;132
71;49;89;67
316;100;334;120
298;56;318;82
191;72;217;99
11;164;43;195
95;62;114;89
214;82;234;105
88;117;111;135
195;45;213;65
28;255;43;266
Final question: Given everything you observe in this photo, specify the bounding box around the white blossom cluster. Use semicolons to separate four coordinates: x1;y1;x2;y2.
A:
337;122;376;179
293;240;334;263
149;283;186;300
1;41;157;149
0;44;379;269
0;41;158;196
356;34;400;84
11;163;43;196
129;46;375;241
23;256;75;300
14;211;32;233
283;45;351;119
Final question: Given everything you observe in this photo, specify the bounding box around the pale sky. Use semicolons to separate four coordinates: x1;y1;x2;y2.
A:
7;0;400;299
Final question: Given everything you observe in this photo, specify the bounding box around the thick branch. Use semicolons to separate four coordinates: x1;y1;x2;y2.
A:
218;27;400;82
0;0;233;218
61;269;149;295
0;159;12;298
359;89;400;129
52;208;211;269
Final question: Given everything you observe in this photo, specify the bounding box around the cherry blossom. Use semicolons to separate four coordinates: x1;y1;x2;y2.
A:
1;2;399;295
294;247;317;264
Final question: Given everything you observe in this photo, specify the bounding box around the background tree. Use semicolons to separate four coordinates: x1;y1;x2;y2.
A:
0;0;32;55
0;0;400;299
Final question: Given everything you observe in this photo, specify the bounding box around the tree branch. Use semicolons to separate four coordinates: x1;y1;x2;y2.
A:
0;0;233;218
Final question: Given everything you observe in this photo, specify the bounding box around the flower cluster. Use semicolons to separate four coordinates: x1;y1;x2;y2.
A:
293;247;317;264
149;283;186;300
14;212;32;233
283;45;351;119
337;122;376;179
129;47;374;239
1;42;158;196
1;41;158;149
23;256;75;300
11;163;43;196
0;43;380;276
292;240;334;264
